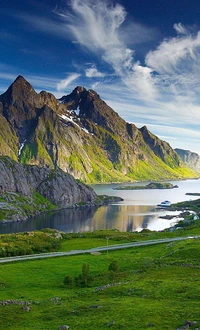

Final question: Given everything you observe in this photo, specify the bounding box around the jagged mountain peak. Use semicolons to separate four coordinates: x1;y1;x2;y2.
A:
58;86;87;110
73;86;87;94
140;125;148;133
8;75;35;94
0;75;38;106
0;76;51;143
59;85;87;101
13;75;29;84
0;76;197;182
58;85;124;134
58;86;100;108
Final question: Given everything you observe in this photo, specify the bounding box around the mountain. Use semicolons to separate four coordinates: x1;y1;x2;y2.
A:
175;148;200;173
0;76;197;182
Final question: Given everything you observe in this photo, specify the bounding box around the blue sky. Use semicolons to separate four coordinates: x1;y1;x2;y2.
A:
1;0;200;154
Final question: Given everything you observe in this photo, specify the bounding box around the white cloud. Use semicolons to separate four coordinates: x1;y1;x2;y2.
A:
67;0;126;50
17;1;159;101
124;62;157;100
57;73;81;92
85;67;105;78
16;1;200;106
144;25;200;108
173;23;188;35
146;30;200;75
55;0;157;101
7;1;200;154
58;1;200;107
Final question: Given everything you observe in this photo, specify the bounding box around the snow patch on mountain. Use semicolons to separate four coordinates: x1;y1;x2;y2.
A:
59;114;91;134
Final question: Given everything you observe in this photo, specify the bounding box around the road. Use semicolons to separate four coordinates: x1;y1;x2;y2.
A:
0;236;199;264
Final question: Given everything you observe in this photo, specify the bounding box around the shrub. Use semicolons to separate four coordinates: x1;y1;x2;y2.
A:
75;263;94;287
108;260;119;272
63;275;73;287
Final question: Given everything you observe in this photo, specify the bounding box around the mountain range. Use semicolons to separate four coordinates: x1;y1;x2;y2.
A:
175;148;200;173
0;76;197;183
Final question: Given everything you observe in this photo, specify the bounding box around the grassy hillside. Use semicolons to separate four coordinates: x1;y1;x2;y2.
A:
0;224;200;330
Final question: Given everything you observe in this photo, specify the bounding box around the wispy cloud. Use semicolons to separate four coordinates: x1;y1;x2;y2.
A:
146;26;200;76
85;66;105;78
14;1;200;106
5;0;200;153
53;1;200;105
54;0;158;100
57;73;81;92
173;23;188;35
91;81;101;89
18;13;70;40
144;24;200;109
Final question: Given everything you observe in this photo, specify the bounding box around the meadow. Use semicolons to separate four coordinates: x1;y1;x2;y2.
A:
0;224;200;330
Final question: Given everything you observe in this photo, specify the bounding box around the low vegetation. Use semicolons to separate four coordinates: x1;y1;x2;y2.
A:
0;199;200;329
172;198;200;212
1;210;200;258
0;229;61;257
0;227;200;329
0;191;57;222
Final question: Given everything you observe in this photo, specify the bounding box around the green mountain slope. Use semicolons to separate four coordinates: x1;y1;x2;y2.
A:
0;76;197;182
175;148;200;173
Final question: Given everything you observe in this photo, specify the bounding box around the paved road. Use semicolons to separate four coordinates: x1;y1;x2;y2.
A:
0;236;199;264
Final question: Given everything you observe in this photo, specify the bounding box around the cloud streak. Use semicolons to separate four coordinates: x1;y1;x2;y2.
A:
146;26;200;76
7;0;200;153
55;1;200;105
57;73;81;92
16;0;200;107
55;0;157;100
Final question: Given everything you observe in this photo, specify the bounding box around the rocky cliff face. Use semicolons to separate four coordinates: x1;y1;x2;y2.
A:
0;156;97;208
175;148;200;173
140;126;181;168
0;76;197;182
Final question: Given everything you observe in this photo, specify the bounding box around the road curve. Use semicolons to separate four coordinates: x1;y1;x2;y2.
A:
0;236;199;264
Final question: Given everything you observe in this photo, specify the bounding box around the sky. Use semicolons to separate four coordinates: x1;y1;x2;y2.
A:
1;0;200;154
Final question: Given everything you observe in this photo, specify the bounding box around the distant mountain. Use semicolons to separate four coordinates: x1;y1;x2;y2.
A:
175;148;200;173
0;76;197;182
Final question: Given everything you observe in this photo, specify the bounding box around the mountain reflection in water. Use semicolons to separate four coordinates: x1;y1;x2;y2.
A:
0;204;180;234
0;179;199;234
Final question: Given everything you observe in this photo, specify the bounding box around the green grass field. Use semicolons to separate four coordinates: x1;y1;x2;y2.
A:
0;228;200;330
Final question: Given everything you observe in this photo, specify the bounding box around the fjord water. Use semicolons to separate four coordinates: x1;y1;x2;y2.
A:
0;179;199;234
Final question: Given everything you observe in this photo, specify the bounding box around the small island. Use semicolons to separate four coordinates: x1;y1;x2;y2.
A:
185;193;200;196
113;182;178;190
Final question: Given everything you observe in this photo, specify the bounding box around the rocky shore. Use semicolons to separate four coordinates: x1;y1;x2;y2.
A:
0;156;123;223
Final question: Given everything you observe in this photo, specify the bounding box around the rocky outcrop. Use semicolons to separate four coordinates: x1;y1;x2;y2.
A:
175;148;200;173
0;156;97;208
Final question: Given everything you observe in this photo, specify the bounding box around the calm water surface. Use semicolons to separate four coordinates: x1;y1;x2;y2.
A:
0;179;199;234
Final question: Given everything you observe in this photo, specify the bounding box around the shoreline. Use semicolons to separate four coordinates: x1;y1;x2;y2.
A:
0;195;124;225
